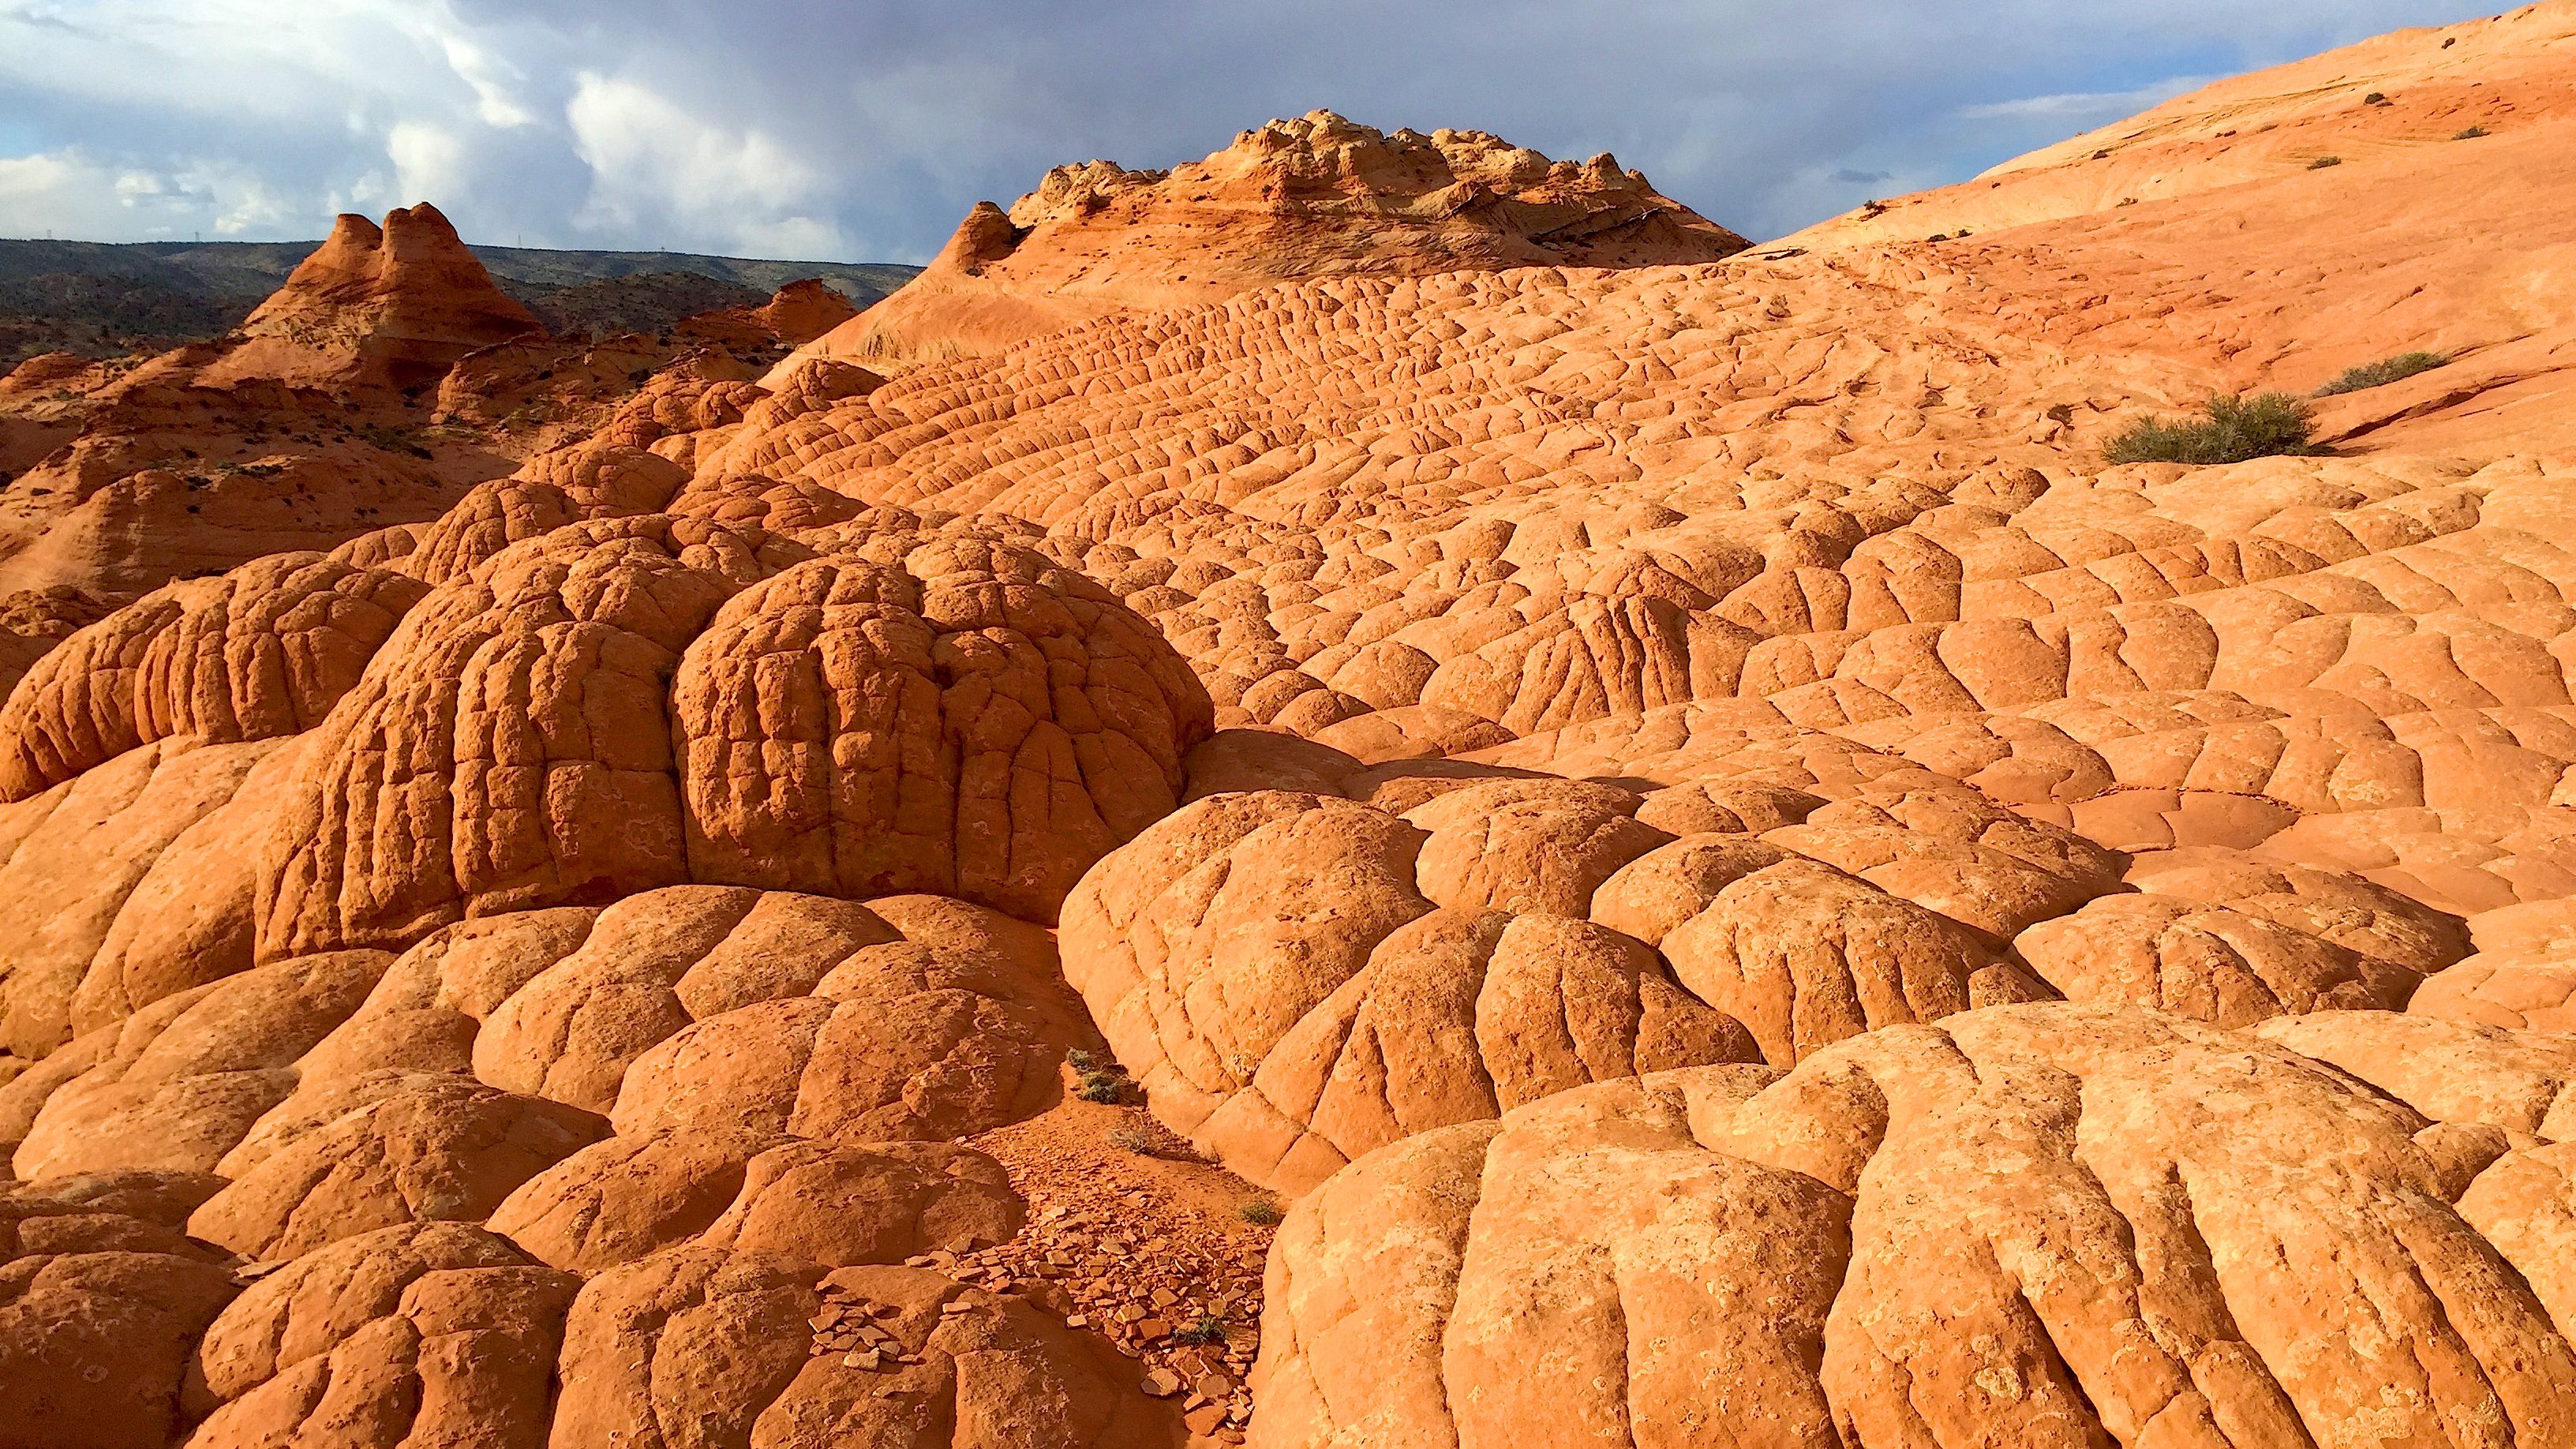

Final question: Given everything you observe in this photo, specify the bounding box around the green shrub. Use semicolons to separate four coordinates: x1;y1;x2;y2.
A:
2454;125;2490;140
2316;351;2448;396
2103;393;2327;466
1173;1316;1230;1346
1238;1197;1285;1226
1066;1047;1128;1103
1108;1123;1159;1156
2308;155;2343;170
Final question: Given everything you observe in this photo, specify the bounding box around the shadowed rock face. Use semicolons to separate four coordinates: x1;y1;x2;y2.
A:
12;9;2576;1447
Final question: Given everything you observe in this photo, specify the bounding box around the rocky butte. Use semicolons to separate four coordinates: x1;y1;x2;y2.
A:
770;108;1747;376
6;4;2576;1447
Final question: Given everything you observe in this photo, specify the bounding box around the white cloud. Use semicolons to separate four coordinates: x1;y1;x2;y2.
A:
1957;77;2216;123
0;0;2523;253
425;30;537;129
387;119;470;202
565;70;845;256
0;147;290;238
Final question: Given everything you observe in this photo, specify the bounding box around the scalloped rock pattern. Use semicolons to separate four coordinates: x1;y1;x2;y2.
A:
6;9;2576;1444
1249;1004;2576;1448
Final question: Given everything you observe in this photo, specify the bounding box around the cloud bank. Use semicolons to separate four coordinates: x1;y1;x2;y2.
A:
0;0;2510;260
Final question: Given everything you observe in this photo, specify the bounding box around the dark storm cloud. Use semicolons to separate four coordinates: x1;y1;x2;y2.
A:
0;0;2514;258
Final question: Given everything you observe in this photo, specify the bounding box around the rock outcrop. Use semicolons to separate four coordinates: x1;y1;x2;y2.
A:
1249;1004;2576;1448
9;8;2576;1447
772;110;1746;374
189;205;544;394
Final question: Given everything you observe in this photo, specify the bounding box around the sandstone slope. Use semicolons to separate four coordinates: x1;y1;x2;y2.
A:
5;9;2576;1449
1790;0;2576;249
773;110;1747;376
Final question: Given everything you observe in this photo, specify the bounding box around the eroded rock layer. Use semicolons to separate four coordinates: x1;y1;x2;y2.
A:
777;109;1747;373
5;8;2576;1447
1249;1004;2576;1449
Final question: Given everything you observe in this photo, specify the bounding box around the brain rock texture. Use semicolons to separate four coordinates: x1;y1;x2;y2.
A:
0;884;1132;1449
1249;1004;2576;1449
252;515;1211;957
1061;773;2463;1193
8;19;2576;1443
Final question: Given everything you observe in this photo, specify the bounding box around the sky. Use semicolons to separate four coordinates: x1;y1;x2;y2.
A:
0;0;2517;262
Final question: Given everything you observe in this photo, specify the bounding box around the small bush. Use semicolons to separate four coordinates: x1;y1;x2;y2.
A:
2363;92;2391;106
1172;1315;1230;1346
2454;125;2490;140
2103;393;2327;466
1238;1198;1284;1226
1066;1047;1129;1104
2316;351;2448;396
2308;155;2343;170
1107;1123;1160;1156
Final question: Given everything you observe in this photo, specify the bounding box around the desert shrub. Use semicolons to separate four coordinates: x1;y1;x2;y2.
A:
2454;125;2490;140
2103;393;2327;466
1108;1123;1160;1156
1066;1046;1129;1103
354;422;433;459
1238;1198;1284;1226
2308;155;2343;170
1173;1316;1230;1345
2316;351;2448;396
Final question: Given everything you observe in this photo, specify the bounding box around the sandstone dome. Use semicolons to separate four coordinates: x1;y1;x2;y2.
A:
767;109;1747;376
5;6;2576;1447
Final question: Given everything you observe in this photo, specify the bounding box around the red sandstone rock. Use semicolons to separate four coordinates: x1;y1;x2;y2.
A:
193;205;543;394
772;110;1745;374
4;10;2576;1447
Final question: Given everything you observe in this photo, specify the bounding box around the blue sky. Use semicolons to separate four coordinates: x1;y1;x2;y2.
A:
0;0;2515;260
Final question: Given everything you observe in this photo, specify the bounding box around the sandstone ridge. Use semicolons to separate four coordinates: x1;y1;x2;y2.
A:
770;109;1748;377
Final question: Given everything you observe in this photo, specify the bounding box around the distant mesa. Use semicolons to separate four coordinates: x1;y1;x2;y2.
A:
769;108;1749;379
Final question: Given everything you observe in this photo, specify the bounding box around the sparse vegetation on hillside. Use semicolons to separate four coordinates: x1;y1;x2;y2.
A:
2308;155;2344;170
2316;351;2448;395
2454;125;2490;139
1238;1197;1284;1226
352;422;433;459
0;237;917;366
2104;393;2328;466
